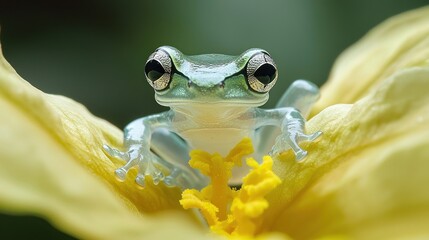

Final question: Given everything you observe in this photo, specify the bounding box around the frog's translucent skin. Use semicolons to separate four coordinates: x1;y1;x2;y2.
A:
103;46;322;189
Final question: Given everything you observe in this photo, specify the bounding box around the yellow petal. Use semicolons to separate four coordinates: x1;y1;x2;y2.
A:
261;67;429;239
0;45;205;238
312;6;429;115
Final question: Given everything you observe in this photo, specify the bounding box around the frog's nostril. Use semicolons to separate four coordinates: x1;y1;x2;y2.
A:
187;80;193;88
219;81;225;89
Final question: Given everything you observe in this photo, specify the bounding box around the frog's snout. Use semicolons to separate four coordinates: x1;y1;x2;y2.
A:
186;79;227;91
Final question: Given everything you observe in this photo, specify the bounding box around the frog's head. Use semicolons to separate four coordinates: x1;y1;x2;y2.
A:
144;46;278;107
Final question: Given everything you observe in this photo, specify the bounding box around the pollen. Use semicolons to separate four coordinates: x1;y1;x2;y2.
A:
179;138;281;237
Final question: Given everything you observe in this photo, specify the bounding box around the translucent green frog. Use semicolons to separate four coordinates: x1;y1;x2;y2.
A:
104;47;322;189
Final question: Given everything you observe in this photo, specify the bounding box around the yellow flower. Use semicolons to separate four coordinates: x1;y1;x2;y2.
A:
1;6;429;239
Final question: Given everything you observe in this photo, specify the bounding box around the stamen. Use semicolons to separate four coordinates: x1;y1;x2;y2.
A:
180;138;281;237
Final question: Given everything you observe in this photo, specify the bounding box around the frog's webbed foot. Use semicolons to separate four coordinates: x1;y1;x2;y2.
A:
103;144;199;190
103;144;167;185
270;109;322;161
271;130;322;161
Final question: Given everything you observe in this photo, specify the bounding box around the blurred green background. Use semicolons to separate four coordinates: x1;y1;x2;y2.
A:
0;0;427;239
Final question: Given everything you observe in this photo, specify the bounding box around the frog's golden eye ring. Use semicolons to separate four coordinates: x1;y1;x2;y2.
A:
145;50;172;91
246;53;278;93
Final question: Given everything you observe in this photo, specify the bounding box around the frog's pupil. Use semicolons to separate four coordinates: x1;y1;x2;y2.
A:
254;64;276;85
145;60;165;81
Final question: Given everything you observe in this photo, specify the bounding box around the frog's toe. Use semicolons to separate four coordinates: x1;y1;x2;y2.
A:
163;168;181;187
137;160;165;186
270;132;315;161
114;168;128;181
135;173;146;187
299;130;322;142
103;144;128;161
134;170;164;187
269;139;284;156
134;171;164;187
114;156;140;181
295;150;308;162
163;176;175;187
151;171;165;185
163;168;196;189
269;146;282;156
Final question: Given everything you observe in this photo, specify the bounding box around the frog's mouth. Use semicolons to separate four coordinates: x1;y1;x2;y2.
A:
154;94;269;107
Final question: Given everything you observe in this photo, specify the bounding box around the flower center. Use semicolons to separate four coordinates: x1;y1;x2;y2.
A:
179;138;281;237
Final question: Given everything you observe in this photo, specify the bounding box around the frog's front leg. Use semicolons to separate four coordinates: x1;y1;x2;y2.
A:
254;108;322;161
270;109;322;160
103;111;196;188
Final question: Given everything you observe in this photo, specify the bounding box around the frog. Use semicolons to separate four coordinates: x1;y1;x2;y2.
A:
103;46;322;189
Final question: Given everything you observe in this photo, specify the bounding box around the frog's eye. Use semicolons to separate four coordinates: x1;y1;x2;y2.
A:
145;50;172;91
246;53;278;93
